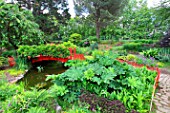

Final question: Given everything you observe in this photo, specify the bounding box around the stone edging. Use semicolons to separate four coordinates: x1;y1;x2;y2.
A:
9;70;28;83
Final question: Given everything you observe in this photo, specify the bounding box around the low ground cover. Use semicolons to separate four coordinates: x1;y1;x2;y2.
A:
0;79;56;113
0;68;24;77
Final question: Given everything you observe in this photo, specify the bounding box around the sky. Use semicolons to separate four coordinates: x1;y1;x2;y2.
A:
5;0;162;17
68;0;76;17
68;0;162;18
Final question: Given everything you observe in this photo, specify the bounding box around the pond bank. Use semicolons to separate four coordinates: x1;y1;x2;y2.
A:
0;69;28;83
18;61;67;89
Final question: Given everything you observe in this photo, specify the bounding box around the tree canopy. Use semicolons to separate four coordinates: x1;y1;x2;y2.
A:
0;1;44;50
74;0;128;39
154;0;170;33
16;0;71;36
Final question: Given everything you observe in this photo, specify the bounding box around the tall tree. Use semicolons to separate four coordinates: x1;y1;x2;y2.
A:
58;16;96;39
154;0;170;32
74;0;128;39
16;0;71;36
0;1;44;50
121;0;156;39
154;0;170;47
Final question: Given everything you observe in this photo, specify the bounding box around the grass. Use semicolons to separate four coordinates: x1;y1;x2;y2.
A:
112;46;123;51
161;62;170;69
0;68;25;77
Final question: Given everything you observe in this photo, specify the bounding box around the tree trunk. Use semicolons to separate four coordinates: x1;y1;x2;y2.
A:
8;38;18;50
95;8;100;39
96;20;100;39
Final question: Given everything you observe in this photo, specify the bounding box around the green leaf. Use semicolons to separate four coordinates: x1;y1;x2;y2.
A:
91;76;101;85
101;71;117;84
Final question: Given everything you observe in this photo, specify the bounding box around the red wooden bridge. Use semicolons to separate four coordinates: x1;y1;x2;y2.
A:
31;48;85;63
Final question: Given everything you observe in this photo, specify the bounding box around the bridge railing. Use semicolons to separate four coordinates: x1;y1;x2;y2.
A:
31;48;85;63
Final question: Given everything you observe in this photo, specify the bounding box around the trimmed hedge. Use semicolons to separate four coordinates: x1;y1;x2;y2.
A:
17;42;76;58
123;42;150;52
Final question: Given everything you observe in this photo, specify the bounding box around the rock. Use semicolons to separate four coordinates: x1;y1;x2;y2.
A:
56;104;62;113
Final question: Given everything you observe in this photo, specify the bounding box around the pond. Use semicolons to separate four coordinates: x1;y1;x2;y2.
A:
18;61;67;89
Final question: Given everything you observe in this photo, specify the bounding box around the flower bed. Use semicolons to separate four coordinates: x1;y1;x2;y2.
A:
117;59;160;89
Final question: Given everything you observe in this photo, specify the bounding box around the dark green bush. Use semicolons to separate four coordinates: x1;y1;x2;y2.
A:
90;42;98;50
0;57;8;67
88;36;98;42
123;42;150;52
2;50;16;57
132;39;157;44
123;43;142;51
155;48;170;62
79;39;90;47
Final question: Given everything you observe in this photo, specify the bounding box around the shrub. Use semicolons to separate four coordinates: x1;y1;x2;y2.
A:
88;36;98;42
0;80;24;101
118;54;137;62
1;50;16;57
142;49;158;58
92;50;103;58
117;50;128;56
76;47;92;55
69;33;82;44
17;42;76;58
126;54;137;61
62;41;77;49
123;43;149;52
1;88;54;113
155;48;170;62
90;42;98;50
123;43;142;51
79;39;90;47
0;57;7;67
132;39;157;44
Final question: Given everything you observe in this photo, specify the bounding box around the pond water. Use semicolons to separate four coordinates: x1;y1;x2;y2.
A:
18;61;67;89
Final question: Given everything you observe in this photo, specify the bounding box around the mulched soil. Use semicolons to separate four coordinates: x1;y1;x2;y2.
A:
98;44;113;50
